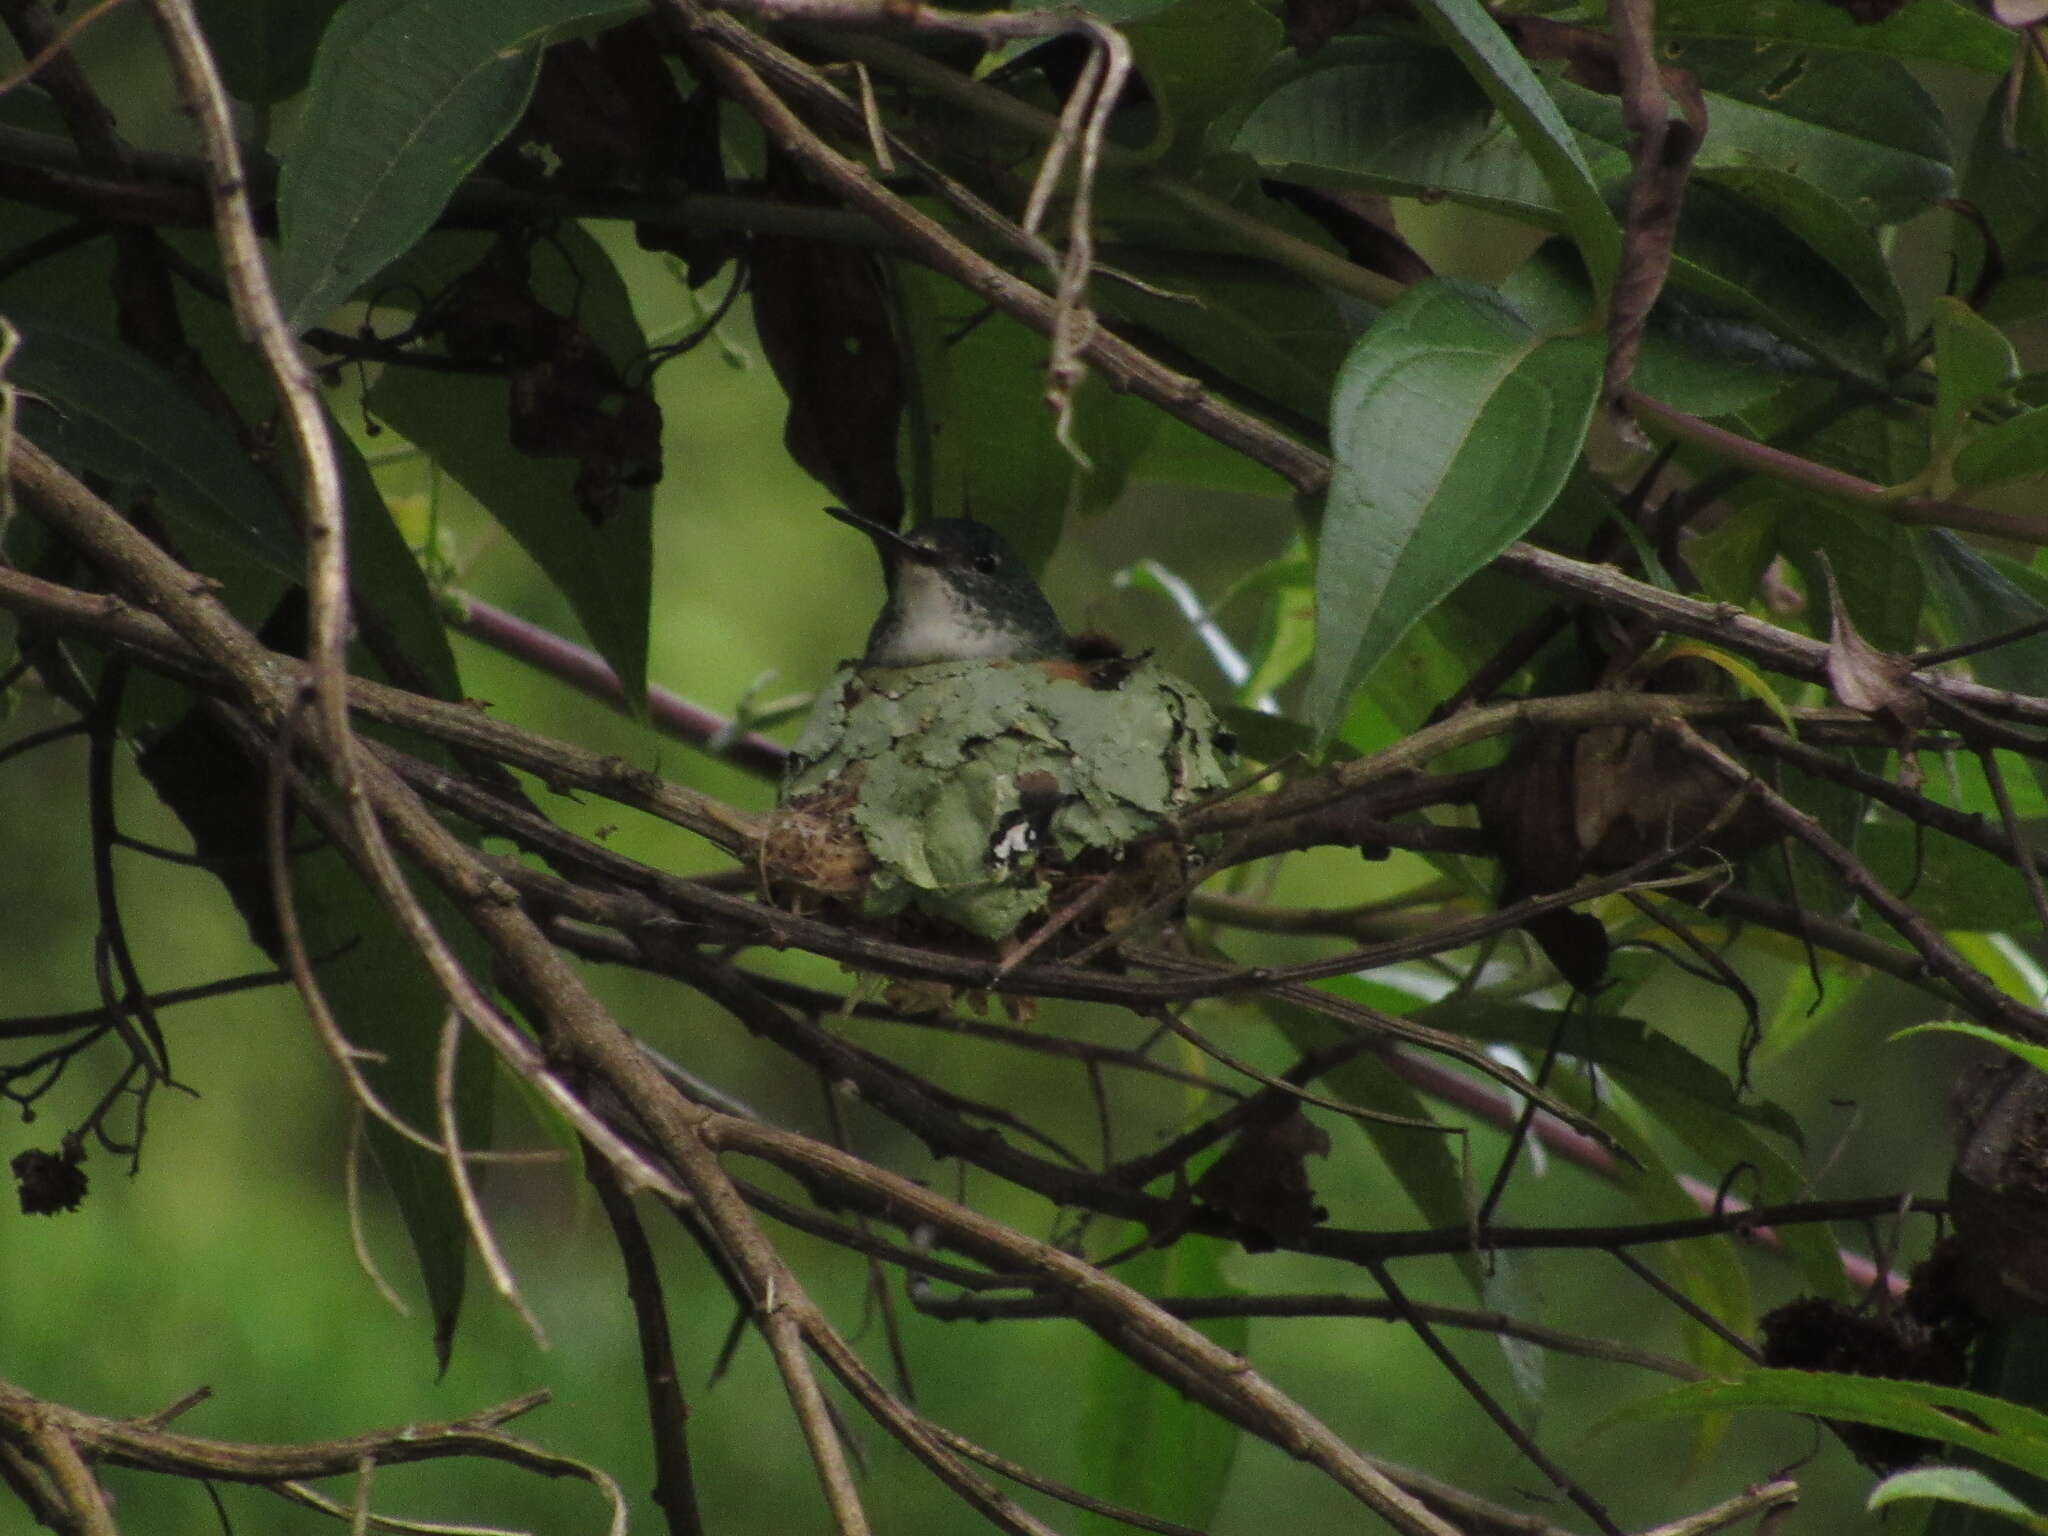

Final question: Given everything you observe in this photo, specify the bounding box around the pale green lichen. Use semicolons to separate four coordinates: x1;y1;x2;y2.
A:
780;656;1232;941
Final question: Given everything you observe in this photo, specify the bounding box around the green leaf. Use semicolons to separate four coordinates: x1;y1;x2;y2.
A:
1501;244;1796;418
1418;1000;1802;1146
896;265;1157;567
1551;1058;1758;1379
1096;238;1350;427
1077;1234;1244;1535
1871;1465;2047;1529
296;845;496;1369
332;416;464;703
1236;541;1316;708
1920;535;2048;763
1962;47;2048;327
7;313;302;581
1933;298;2021;471
1957;407;2048;489
1617;1370;2048;1481
1660;0;2016;73
1130;412;1293;498
1120;0;1283;161
1860;821;2042;934
1409;0;1621;296
195;0;347;104
365;228;652;704
1234;38;1617;229
1654;40;1954;227
275;0;636;332
1308;279;1601;737
1770;497;1924;655
1895;1021;2048;1077
1424;998;1849;1301
1693;167;1905;337
1665;179;1892;381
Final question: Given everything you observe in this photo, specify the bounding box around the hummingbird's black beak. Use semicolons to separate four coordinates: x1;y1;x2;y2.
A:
825;506;931;563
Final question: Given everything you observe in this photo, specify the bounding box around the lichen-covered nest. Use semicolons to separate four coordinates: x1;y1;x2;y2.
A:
766;654;1232;941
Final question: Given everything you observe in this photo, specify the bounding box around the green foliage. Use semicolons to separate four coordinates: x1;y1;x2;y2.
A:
1310;279;1600;737
10;0;2048;1530
276;0;637;331
1622;1371;2048;1482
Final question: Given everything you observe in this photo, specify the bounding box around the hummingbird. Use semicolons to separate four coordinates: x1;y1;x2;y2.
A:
776;506;1233;943
825;506;1068;668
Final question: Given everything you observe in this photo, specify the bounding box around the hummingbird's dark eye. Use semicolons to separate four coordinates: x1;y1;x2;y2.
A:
972;552;1000;574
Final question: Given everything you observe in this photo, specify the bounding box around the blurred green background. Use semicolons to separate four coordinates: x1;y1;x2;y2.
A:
0;10;1990;1516
0;259;1979;1532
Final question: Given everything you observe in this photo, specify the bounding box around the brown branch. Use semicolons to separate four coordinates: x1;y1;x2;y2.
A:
584;1145;705;1536
0;1378;624;1513
665;0;1333;494
917;1287;1705;1381
1672;722;2048;1041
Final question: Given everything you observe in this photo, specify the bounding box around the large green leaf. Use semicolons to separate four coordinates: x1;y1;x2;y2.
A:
7;313;302;581
365;227;652;704
1095;237;1351;428
1956;407;2048;490
1120;0;1283;162
275;0;636;332
1692;167;1905;339
1770;498;1924;656
1922;533;2048;695
1419;1000;1801;1144
1920;533;2048;800
1618;1371;2048;1480
1660;0;2015;73
1501;244;1808;419
1870;1465;2045;1528
1265;998;1472;1268
1234;38;1612;228
1077;1233;1244;1535
1308;279;1601;737
1653;40;1953;226
1931;297;2020;473
1665;180;1891;382
1960;46;2048;329
1410;0;1621;296
195;0;347;104
1423;998;1849;1301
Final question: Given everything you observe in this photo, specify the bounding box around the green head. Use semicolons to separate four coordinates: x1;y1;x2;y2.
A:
827;508;1067;667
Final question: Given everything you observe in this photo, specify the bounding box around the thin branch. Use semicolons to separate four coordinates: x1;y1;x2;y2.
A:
666;0;1332;493
0;1378;627;1527
584;1144;704;1536
1629;391;2048;546
1364;1256;1620;1533
917;1287;1704;1381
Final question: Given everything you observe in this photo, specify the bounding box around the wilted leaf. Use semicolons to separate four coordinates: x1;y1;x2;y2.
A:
366;226;653;704
754;222;905;526
1193;1104;1331;1248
